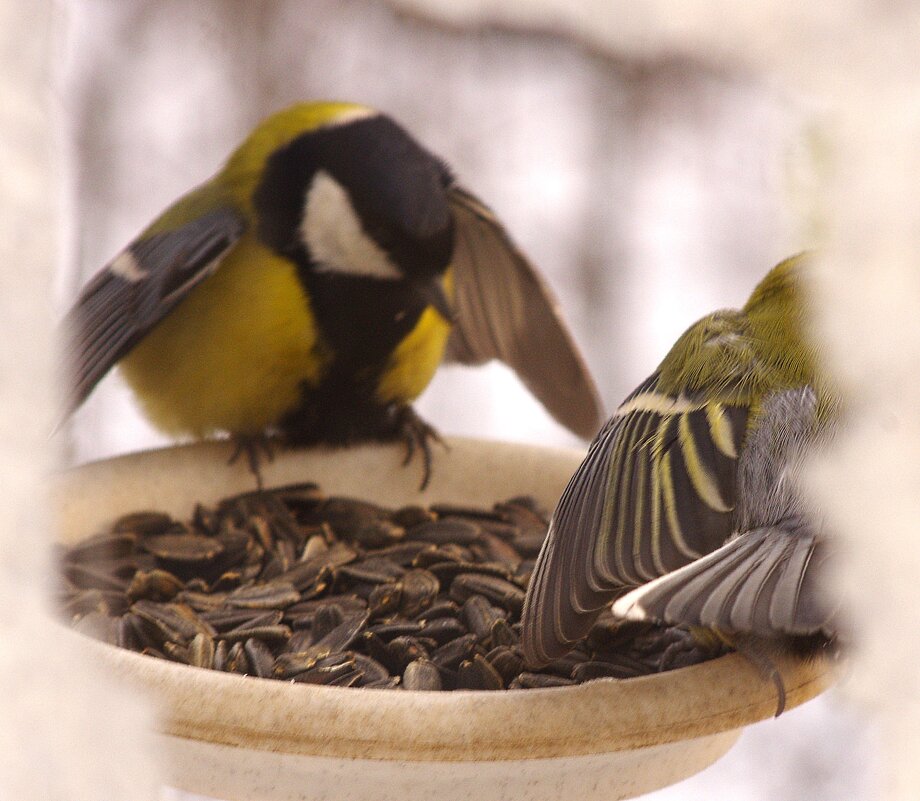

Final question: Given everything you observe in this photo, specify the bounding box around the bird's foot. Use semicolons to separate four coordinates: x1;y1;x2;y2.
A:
228;432;276;491
393;407;447;491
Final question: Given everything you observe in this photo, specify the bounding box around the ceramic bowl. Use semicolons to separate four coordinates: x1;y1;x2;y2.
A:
54;437;832;801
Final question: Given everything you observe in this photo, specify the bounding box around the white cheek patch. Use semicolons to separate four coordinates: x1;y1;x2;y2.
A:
301;170;402;280
108;250;148;282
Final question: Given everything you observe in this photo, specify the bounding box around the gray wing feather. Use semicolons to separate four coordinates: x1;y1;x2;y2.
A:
63;207;246;413
521;415;623;664
445;186;603;439
520;373;748;666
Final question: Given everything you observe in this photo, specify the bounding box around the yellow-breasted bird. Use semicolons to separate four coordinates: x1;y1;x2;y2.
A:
64;102;602;485
521;254;837;708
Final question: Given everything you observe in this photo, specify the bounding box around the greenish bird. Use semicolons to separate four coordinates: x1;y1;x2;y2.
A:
522;254;838;698
65;102;602;485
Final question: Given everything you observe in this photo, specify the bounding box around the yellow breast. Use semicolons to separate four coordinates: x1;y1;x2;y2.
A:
374;269;454;405
119;236;325;437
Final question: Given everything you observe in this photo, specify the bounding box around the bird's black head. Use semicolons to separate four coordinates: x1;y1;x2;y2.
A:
253;110;455;285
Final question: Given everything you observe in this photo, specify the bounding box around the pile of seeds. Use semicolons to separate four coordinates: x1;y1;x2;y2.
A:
58;483;725;690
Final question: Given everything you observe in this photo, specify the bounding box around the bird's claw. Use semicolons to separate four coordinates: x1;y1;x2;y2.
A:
727;632;788;717
228;433;276;491
394;408;447;491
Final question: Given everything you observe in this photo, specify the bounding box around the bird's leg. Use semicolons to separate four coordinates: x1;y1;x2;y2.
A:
392;406;448;491
227;432;276;491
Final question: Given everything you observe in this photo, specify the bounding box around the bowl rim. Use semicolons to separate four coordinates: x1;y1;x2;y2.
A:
55;437;834;762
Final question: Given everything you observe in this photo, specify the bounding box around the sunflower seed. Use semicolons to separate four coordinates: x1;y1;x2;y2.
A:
413;599;460;622
244;637;276;678
364;676;401;689
64;482;724;692
571;661;642;681
329;669;364;687
412;544;474;568
368;583;402;617
202;608;282;632
510;673;576;689
457;654;504;690
225;641;249;674
131;600;215;645
461;595;505;641
485;646;524;684
402;658;442;691
65;532;137;563
213;639;229;671
449;574;525;614
431;633;478;671
62;588;128;618
310;603;345;642
163;641;191;664
288;653;356;685
398;569;440;617
391;505;436;528
477;532;522;568
385;636;431;673
352;653;391;685
304;611;369;660
408;519;482;546
301;534;329;560
276;542;357;591
188;633;215;668
143;532;225;564
428;561;515;584
222;625;291;645
338;557;404;584
419;617;467;645
112;511;174;537
428;503;503;522
64;563;129;593
225;581;300;610
366;621;423;641
511;532;546;559
126;569;185;602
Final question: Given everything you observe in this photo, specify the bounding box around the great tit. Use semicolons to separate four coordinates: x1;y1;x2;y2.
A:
65;101;603;486
521;254;837;708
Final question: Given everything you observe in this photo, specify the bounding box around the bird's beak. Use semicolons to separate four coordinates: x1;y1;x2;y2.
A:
416;275;455;323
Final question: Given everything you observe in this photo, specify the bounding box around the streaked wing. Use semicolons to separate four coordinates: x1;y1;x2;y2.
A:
444;185;603;439
612;522;834;637
522;372;748;664
64;206;246;413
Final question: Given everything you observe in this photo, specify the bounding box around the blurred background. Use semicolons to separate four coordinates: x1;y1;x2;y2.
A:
56;1;876;798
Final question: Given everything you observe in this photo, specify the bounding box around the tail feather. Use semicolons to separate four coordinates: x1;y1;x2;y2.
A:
768;533;817;634
660;534;763;624
613;524;834;638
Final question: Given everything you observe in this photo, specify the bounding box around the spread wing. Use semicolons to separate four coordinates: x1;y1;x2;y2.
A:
444;185;603;439
63;206;246;414
612;523;834;638
521;372;749;664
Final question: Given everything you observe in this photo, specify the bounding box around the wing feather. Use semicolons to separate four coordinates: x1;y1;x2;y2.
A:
521;370;748;665
522;415;623;663
63;206;246;413
444;186;603;439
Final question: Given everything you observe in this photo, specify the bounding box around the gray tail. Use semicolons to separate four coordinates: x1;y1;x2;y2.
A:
612;524;834;638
